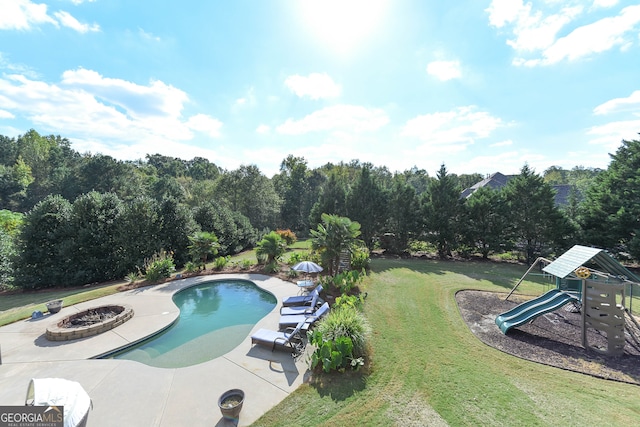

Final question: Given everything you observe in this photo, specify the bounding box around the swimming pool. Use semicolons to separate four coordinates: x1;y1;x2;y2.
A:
108;279;276;368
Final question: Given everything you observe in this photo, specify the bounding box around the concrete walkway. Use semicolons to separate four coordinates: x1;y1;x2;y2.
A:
0;274;311;426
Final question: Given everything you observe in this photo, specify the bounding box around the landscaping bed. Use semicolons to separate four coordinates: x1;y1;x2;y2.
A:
456;290;640;385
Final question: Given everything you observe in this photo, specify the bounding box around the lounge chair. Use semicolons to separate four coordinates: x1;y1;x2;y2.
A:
281;284;323;307
280;290;321;315
250;320;306;354
278;302;330;330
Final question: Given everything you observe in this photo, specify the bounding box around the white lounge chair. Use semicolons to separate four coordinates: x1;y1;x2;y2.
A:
280;290;321;315
250;320;306;354
281;284;323;307
278;302;330;330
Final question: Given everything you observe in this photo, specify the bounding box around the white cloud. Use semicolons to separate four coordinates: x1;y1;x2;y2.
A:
592;0;619;9
593;90;640;115
490;139;513;147
139;28;160;42
0;69;223;149
401;106;504;150
256;124;270;134
61;68;188;120
0;0;99;33
71;0;97;5
0;109;15;119
285;73;341;100
587;118;640;149
186;114;222;138
487;1;640;66
276;104;388;135
426;60;462;81
53;10;99;33
233;87;257;111
0;0;57;30
538;5;640;65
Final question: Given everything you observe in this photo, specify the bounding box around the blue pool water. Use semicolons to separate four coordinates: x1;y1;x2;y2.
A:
110;279;276;368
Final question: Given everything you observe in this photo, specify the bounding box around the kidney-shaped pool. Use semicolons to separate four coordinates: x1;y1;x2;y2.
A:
104;279;276;368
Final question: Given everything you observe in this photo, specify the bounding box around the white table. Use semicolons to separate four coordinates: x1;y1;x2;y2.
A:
296;280;315;294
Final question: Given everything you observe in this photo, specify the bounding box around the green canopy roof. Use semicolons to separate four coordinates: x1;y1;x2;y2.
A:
542;245;640;282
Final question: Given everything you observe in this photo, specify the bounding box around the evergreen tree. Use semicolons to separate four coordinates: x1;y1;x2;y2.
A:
461;186;508;258
309;172;347;228
274;155;312;234
14;195;73;288
422;164;461;259
67;192;127;284
383;175;419;254
579;138;640;260
503;164;574;263
346;165;388;250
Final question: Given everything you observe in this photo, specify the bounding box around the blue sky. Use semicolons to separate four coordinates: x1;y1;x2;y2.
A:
0;0;639;177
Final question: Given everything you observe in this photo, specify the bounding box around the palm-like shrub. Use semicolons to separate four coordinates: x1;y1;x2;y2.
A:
255;231;287;264
188;231;219;270
310;213;362;275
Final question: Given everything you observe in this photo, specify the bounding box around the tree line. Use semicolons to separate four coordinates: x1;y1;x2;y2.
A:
0;129;636;290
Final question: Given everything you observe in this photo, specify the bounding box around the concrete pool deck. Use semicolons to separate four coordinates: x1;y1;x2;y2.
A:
0;274;312;426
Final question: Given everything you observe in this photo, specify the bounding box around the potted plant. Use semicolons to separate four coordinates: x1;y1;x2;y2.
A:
217;389;244;420
46;300;63;314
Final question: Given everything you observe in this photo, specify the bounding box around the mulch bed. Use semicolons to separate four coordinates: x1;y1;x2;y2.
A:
456;290;640;385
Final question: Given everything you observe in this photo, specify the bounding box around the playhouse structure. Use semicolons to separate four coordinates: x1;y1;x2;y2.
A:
496;245;640;356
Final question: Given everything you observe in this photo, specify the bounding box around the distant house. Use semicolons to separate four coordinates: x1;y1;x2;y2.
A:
461;172;574;207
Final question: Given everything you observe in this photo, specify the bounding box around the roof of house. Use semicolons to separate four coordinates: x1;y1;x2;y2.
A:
460;172;574;206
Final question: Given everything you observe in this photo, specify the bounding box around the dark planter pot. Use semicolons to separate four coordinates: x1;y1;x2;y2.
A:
218;389;244;420
46;300;63;314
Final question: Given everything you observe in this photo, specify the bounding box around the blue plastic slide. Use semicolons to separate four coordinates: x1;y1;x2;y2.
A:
495;289;579;334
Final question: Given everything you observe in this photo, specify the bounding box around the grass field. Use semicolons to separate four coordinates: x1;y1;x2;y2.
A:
253;257;640;426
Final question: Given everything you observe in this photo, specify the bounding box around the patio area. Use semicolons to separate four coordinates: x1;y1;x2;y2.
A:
0;274;310;426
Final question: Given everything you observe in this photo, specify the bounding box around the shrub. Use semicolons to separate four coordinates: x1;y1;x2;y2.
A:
263;261;280;273
276;229;297;245
331;269;365;294
240;259;253;270
256;252;268;265
287;251;321;265
213;255;230;270
255;231;287;264
408;239;435;254
183;261;199;273
334;293;366;311
124;271;140;283
144;250;175;283
350;246;370;270
309;331;354;373
315;305;370;357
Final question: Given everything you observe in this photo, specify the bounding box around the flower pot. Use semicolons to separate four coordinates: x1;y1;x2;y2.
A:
46;300;63;314
218;389;244;420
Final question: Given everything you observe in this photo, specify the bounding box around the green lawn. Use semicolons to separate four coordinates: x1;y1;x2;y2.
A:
253;258;640;426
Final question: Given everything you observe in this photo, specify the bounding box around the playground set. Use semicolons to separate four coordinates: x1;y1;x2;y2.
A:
495;245;640;356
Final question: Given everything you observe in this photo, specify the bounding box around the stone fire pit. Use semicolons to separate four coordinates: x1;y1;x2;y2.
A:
46;304;134;341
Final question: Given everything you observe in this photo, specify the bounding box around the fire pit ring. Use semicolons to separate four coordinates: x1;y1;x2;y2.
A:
46;304;134;341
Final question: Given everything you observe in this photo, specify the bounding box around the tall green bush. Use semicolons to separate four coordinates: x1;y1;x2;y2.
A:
315;305;370;357
144;250;175;283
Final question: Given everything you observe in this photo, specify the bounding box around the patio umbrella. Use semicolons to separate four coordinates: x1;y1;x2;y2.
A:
291;261;323;274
